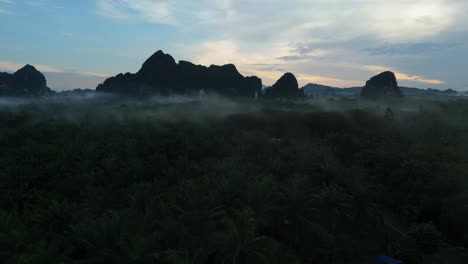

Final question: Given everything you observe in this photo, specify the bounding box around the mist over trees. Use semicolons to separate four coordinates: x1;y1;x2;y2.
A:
1;95;468;264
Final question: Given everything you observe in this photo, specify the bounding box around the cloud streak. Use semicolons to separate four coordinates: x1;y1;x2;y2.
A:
97;0;462;41
96;0;173;24
0;60;109;78
0;61;61;73
364;65;446;85
361;42;453;56
0;0;14;15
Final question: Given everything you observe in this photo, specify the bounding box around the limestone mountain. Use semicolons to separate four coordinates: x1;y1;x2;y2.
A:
0;65;51;97
263;73;305;99
97;50;262;97
360;71;403;99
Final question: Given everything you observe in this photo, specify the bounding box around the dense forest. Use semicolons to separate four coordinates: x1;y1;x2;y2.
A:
1;96;468;264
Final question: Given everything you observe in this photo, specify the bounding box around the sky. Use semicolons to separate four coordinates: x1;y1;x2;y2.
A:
0;0;467;91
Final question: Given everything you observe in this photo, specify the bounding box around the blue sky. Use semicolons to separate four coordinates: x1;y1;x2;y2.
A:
0;0;467;91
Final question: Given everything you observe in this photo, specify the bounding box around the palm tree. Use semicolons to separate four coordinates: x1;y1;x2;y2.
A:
312;185;354;234
269;176;319;247
211;209;294;264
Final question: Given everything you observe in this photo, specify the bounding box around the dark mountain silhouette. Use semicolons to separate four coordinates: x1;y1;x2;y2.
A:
302;83;336;96
97;50;262;97
389;87;458;96
0;73;10;91
303;83;459;97
0;65;51;97
263;72;305;99
52;88;95;97
361;71;403;99
303;83;360;97
427;88;458;95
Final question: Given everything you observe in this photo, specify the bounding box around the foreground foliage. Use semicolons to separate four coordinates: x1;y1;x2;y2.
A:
1;97;468;263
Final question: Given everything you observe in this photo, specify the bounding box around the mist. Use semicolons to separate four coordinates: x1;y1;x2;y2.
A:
0;94;263;125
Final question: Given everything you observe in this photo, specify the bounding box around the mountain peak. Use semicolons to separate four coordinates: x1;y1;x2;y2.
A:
13;64;46;81
361;71;403;99
143;50;176;66
264;72;305;99
274;73;299;90
17;64;40;73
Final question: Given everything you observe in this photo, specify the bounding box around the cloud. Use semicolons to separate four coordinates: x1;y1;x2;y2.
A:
277;50;328;61
362;42;452;55
0;61;61;73
0;0;13;15
291;42;317;55
298;75;362;88
180;34;451;87
247;64;286;73
395;73;446;85
0;0;14;13
189;40;238;65
96;0;235;26
0;60;109;78
364;65;446;85
97;0;463;42
78;71;110;78
275;44;329;61
96;0;143;21
360;0;459;41
276;56;307;61
182;39;296;85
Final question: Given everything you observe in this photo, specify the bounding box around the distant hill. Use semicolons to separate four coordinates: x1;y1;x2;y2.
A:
263;73;305;99
400;87;458;96
0;65;52;97
303;83;360;97
361;71;403;99
52;88;95;97
303;83;459;97
97;50;262;97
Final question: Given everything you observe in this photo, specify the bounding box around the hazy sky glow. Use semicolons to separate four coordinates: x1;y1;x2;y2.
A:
0;0;467;90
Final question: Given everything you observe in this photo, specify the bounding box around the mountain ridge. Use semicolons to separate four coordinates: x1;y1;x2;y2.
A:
96;50;262;97
303;83;459;97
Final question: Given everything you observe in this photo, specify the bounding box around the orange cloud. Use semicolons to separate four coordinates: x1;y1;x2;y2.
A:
298;75;362;88
395;73;446;85
364;65;445;85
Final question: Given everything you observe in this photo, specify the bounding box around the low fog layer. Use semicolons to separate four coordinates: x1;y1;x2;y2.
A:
0;93;463;127
0;94;262;125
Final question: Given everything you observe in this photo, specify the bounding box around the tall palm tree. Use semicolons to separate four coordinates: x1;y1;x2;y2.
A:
211;209;295;264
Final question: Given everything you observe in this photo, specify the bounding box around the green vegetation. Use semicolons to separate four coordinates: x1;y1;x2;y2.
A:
1;96;468;263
